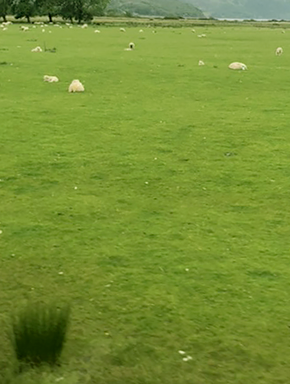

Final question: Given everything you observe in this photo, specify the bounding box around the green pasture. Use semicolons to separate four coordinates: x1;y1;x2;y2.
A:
1;23;290;384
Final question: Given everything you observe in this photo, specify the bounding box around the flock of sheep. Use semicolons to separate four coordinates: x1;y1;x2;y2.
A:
1;21;285;92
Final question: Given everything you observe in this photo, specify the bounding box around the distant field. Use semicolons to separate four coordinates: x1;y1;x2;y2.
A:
1;23;290;384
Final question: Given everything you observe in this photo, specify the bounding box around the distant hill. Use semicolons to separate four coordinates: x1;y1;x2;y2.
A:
185;0;290;19
107;0;204;17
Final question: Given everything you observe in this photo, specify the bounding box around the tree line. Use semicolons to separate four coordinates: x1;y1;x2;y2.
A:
0;0;111;24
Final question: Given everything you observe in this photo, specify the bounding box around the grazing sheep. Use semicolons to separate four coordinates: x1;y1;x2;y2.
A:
42;29;45;32
43;75;59;82
139;29;143;33
68;79;84;93
2;27;7;31
191;29;196;32
276;47;283;56
124;42;135;51
20;25;29;31
228;62;247;70
31;46;42;52
198;60;205;66
94;29;101;33
198;34;206;38
81;24;88;29
120;27;126;32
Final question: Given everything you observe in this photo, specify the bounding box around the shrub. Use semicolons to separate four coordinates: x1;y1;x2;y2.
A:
11;304;70;367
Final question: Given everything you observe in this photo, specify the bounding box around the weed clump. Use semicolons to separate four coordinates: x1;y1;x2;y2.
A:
11;304;70;367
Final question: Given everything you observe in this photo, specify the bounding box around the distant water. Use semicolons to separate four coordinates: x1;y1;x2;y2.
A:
216;18;284;21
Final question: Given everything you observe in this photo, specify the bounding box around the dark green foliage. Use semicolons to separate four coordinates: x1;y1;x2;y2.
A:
11;0;37;22
11;304;70;366
0;0;12;21
35;0;60;22
59;0;110;23
9;0;110;23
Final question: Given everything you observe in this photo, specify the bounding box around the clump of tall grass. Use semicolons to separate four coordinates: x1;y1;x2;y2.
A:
11;304;70;366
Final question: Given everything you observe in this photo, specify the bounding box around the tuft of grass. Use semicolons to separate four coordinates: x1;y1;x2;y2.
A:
11;304;70;367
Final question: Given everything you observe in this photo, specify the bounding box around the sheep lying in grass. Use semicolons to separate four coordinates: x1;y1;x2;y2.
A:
276;47;283;56
120;27;126;32
68;79;84;93
228;62;247;70
94;29;101;33
20;26;29;31
31;46;42;52
43;75;59;83
139;29;143;33
198;60;205;66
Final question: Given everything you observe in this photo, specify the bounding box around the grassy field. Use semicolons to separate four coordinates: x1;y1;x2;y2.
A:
1;22;290;384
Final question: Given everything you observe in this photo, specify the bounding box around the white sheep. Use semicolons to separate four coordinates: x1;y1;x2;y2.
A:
20;25;29;31
43;75;59;82
139;29;144;33
198;34;206;38
276;47;283;56
228;62;247;70
191;29;196;33
198;60;205;66
94;29;101;33
31;46;42;52
124;42;135;51
120;27;126;32
68;79;84;93
81;24;88;29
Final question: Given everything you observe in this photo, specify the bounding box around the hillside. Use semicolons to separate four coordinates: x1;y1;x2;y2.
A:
106;0;204;17
185;0;290;19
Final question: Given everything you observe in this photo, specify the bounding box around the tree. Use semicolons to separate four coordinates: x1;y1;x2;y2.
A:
59;0;75;22
60;0;110;24
0;0;12;21
11;0;37;22
35;0;60;22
